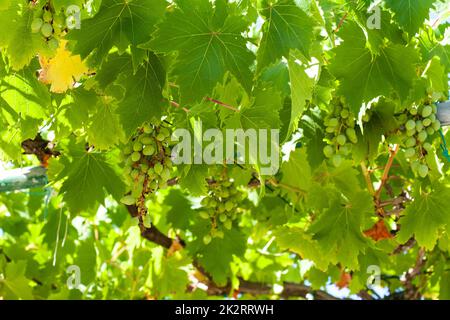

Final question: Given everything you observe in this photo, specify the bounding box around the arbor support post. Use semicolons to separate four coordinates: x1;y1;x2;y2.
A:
0;166;48;193
437;101;450;126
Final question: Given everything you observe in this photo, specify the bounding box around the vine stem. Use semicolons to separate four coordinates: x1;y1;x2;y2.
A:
361;162;375;196
334;12;348;34
205;96;240;112
374;144;399;210
170;100;190;113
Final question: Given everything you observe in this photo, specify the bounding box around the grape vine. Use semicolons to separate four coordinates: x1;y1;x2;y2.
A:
0;0;449;301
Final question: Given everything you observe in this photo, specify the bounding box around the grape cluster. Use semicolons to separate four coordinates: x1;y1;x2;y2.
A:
397;104;441;178
120;121;173;211
322;98;370;167
31;1;67;50
199;177;245;245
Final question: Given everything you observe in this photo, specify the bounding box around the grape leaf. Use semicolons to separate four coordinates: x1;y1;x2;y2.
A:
275;227;329;271
67;0;167;66
309;191;373;269
58;146;125;213
281;148;312;194
239;86;282;130
257;0;314;71
147;0;255;104
149;249;191;298
424;56;448;94
329;22;419;114
287;52;314;137
115;53;166;135
398;183;450;250
2;261;33;300
0;1;46;70
385;0;437;35
87;99;124;149
165;190;194;230
38;40;88;93
191;228;246;285
178;164;209;196
74;237;97;284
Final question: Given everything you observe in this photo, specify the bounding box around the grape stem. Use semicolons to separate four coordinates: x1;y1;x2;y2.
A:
374;144;399;216
205;96;240;112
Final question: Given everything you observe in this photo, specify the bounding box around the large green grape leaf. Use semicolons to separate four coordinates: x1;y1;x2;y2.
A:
165;190;194;230
146;0;255;104
2;261;33;300
398;183;450;250
281;148;312;194
329;22;419;114
287;52;314;138
385;0;437;35
348;0;403;53
178;164;209;196
300;108;327;169
87;99;124;149
419;27;450;73
74;237;97;284
0;1;46;70
257;0;315;71
275;227;329;271
239;87;282;130
424;56;448;94
115;53;166;136
0;66;50;122
191;228;246;285
309;191;373;269
440;272;450;299
58;147;125;213
149;248;191;298
67;0;167;66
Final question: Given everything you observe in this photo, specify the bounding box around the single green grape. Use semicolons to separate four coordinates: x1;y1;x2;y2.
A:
224;220;232;230
332;154;343;167
154;162;163;175
143;145;156;156
404;148;415;158
40;23;53;38
422;105;433;118
423;118;432;127
131;152;141;162
31;18;43;33
405;120;416;131
43;10;53;23
120;195;136;206
203;235;212;245
417;131;428;143
336;134;347;146
423;142;432;152
48;38;59;50
418;165;429;178
328;118;339;127
199;211;210;220
405;137;416;148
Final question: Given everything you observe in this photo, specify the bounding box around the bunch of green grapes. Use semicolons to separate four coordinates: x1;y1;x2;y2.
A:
120;121;173;216
397;104;441;178
322;98;370;167
30;1;68;50
199;176;245;245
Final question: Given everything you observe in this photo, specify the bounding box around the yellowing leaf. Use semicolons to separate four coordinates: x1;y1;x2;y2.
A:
39;40;88;93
